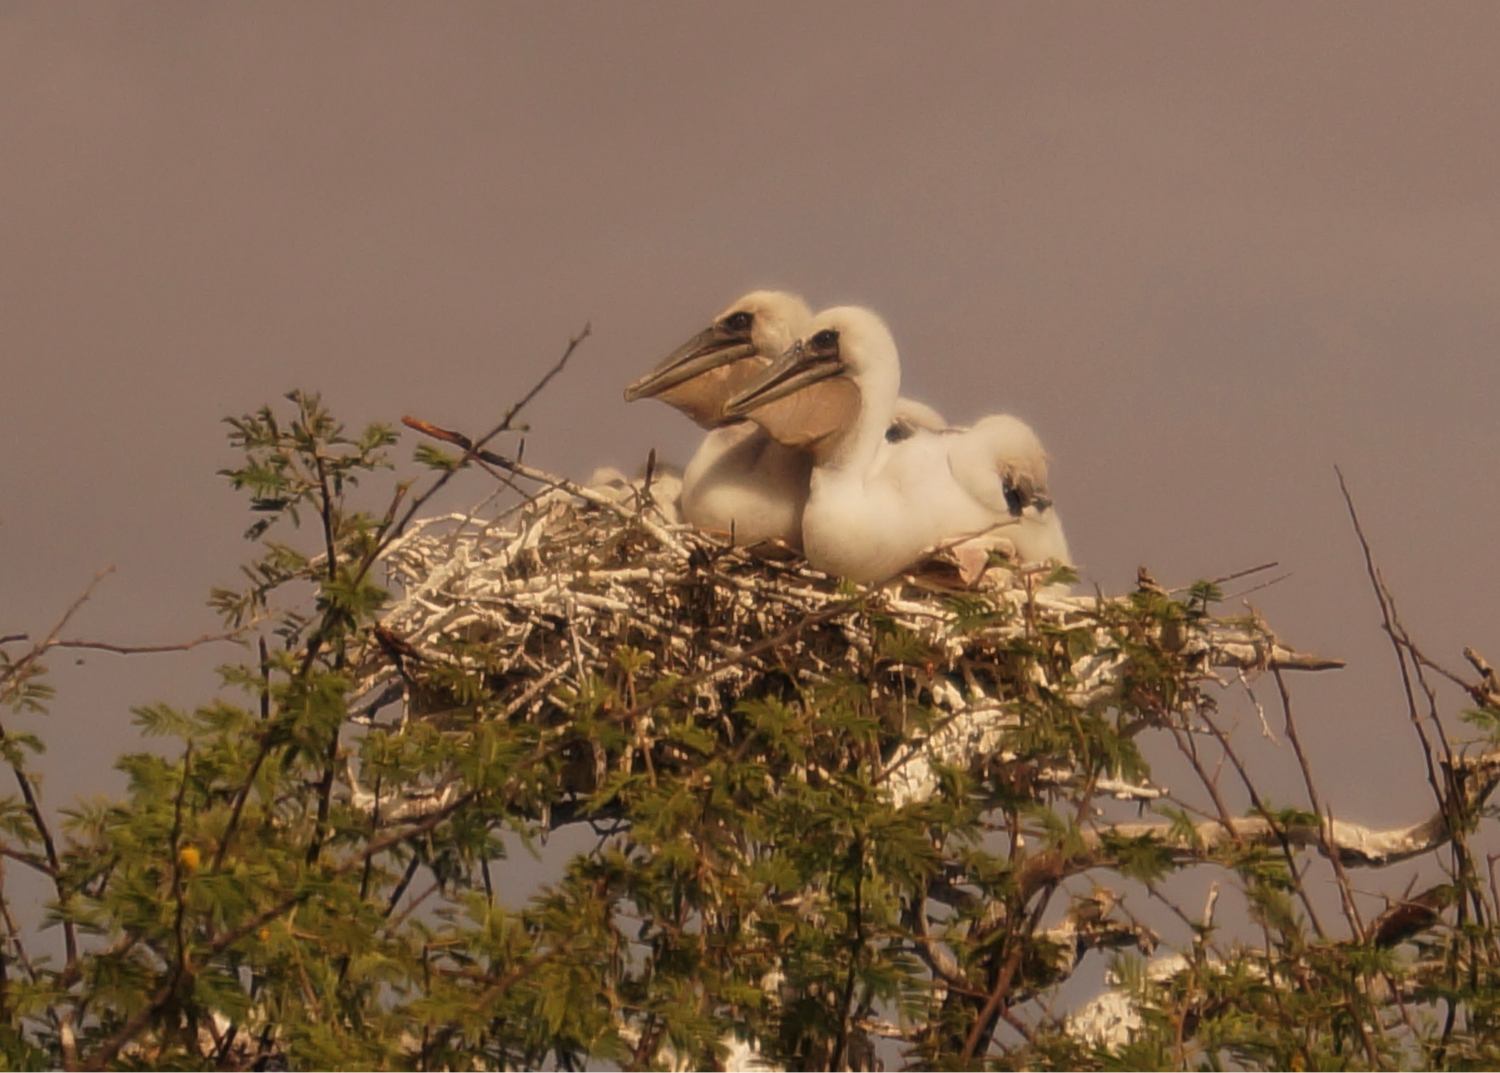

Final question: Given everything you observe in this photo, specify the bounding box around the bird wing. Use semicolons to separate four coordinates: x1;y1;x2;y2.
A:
887;397;948;441
945;413;1052;518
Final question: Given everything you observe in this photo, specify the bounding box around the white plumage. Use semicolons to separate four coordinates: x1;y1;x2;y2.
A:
724;306;1071;583
625;291;946;548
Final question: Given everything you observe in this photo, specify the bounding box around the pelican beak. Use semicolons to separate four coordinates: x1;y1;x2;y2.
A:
723;341;843;418
623;326;758;402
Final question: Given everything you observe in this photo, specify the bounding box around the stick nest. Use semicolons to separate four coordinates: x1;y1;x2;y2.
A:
359;467;1339;810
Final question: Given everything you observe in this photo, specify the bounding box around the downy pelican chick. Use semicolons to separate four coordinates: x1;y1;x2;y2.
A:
586;461;684;525
723;306;1071;583
624;291;946;547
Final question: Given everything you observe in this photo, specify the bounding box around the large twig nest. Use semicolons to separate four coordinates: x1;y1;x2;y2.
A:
357;465;1340;813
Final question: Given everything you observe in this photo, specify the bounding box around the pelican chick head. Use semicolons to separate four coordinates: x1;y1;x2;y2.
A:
721;306;899;455
623;290;811;429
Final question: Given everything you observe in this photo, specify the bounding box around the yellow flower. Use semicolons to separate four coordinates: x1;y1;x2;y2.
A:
178;845;201;872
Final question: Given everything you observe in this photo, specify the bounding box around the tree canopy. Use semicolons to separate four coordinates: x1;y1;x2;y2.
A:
4;385;1500;1071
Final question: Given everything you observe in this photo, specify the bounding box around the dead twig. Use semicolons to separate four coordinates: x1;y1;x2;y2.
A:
48;626;254;656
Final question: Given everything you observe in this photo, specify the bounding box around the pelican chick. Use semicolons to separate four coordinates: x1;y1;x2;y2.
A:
625;291;947;547
586;461;684;525
723;306;1071;584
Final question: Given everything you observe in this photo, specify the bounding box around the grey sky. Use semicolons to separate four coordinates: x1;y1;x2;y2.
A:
3;3;1498;839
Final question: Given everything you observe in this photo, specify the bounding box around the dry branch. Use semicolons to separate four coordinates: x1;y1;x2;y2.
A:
1064;752;1500;872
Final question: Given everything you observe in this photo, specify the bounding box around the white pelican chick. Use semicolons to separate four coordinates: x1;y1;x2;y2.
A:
723;306;1072;584
625;291;946;548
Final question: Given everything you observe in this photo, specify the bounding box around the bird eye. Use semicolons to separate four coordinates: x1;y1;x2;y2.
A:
722;311;754;333
811;328;839;352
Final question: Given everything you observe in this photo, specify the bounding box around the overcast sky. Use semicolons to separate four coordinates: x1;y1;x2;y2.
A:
3;4;1498;880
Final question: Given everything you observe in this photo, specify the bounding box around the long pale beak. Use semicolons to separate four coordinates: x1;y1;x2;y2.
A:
722;341;842;418
623;326;757;402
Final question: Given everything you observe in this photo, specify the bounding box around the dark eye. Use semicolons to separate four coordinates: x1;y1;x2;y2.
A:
722;311;754;333
811;328;839;351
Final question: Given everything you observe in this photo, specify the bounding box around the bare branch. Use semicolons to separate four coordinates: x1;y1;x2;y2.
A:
1337;466;1449;808
1275;667;1366;940
385;323;591;544
1030;752;1500;888
47;626;253;656
0;567;114;691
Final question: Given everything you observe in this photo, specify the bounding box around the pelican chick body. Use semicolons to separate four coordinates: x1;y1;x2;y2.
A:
625;292;946;548
724;307;1071;583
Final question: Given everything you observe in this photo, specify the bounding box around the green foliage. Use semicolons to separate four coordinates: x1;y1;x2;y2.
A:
1;390;1498;1070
